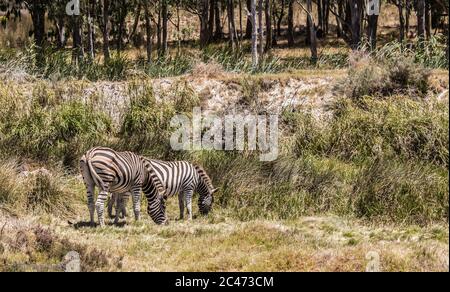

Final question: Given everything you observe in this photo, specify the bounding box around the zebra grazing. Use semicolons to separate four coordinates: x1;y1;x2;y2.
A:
140;159;217;220
80;147;167;227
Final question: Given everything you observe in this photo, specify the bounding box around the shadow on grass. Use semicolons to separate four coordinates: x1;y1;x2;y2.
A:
69;221;127;229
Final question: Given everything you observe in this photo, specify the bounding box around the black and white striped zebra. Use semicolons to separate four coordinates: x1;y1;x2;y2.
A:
80;147;167;226
140;159;218;220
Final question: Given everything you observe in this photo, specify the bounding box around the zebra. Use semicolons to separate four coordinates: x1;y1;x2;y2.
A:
139;158;218;220
80;147;167;227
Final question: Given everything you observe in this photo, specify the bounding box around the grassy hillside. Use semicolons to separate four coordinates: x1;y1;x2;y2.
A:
0;52;448;271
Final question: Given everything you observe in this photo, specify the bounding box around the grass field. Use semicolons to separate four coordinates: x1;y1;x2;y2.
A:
0;62;448;271
0;3;448;272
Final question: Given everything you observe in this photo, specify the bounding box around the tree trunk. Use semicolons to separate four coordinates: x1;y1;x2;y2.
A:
250;0;258;67
287;0;294;47
239;0;243;40
102;0;111;62
55;16;66;49
87;0;95;61
324;0;330;34
398;1;405;42
317;0;323;30
258;0;264;56
157;2;162;54
425;1;432;40
336;1;343;38
349;0;363;49
417;0;426;41
30;4;46;66
405;0;410;35
306;0;318;62
72;14;84;65
117;0;127;53
276;0;285;37
209;0;216;40
245;0;253;39
200;0;211;47
215;0;223;39
367;12;379;50
162;0;168;55
143;0;152;63
265;0;272;51
228;0;237;50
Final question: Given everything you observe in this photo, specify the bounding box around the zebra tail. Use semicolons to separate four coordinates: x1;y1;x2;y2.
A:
86;151;107;191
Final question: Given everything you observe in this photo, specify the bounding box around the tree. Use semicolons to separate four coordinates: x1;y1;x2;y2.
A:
200;0;211;47
250;0;258;67
227;0;238;50
417;0;426;40
265;0;272;51
349;0;363;49
0;0;51;64
297;0;317;61
287;0;294;46
258;0;263;55
101;0;111;62
367;0;380;50
143;0;153;63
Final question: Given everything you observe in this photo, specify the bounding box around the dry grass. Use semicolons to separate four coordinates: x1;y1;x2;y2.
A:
0;210;447;272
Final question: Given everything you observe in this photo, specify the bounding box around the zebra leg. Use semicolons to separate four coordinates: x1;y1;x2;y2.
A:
184;189;194;221
120;192;129;219
80;158;96;226
131;188;141;221
108;193;116;219
95;191;109;227
114;193;122;224
178;193;185;220
87;185;95;226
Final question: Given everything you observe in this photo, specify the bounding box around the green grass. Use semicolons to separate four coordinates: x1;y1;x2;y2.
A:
1;37;447;82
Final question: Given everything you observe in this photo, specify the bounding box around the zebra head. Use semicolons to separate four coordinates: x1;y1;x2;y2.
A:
198;187;218;215
146;192;169;225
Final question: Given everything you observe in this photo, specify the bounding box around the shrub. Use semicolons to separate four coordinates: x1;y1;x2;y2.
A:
337;53;431;100
0;161;81;217
119;82;175;157
0;95;112;166
327;98;449;167
353;158;449;225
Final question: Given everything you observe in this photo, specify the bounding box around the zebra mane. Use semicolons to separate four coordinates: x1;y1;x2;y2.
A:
142;157;166;198
194;164;214;191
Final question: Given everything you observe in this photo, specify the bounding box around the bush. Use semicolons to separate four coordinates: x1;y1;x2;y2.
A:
119;82;176;157
327;98;449;167
0;93;112;166
0;161;81;217
337;53;431;101
353;158;449;225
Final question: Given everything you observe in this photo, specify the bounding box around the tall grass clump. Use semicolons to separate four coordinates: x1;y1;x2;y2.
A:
143;54;193;78
0;161;81;217
353;158;449;225
326;98;449;166
203;95;448;224
336;53;431;101
374;36;449;69
119;81;199;159
0;85;112;166
120;82;174;156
